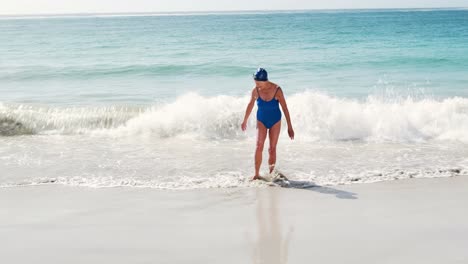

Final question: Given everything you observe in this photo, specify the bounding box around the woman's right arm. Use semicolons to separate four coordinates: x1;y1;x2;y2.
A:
241;88;256;131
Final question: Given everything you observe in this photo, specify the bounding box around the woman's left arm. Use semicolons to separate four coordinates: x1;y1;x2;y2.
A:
277;88;294;140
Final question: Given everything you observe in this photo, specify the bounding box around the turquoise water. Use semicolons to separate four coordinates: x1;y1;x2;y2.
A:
1;9;468;104
1;9;468;189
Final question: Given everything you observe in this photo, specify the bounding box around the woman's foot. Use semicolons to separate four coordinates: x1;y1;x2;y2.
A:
251;175;266;181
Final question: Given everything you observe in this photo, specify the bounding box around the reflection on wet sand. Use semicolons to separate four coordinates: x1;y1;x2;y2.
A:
249;183;356;263
252;189;293;264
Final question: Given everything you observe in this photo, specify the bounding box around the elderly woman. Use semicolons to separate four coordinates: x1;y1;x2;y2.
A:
241;68;294;180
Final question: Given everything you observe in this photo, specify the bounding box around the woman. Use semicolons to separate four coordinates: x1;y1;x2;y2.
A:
241;68;294;180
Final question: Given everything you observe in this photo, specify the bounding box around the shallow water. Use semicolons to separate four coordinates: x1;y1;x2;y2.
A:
1;9;468;189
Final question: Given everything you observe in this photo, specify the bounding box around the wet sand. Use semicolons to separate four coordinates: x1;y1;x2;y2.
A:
1;176;468;264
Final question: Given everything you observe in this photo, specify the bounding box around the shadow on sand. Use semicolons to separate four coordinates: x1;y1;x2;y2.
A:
279;180;358;200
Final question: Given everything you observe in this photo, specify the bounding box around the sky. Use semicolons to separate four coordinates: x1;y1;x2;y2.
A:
1;0;468;15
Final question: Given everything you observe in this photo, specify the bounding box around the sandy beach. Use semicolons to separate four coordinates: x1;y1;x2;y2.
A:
1;176;467;264
2;6;468;264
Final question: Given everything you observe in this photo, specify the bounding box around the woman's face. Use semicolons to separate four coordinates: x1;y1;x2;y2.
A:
254;80;266;86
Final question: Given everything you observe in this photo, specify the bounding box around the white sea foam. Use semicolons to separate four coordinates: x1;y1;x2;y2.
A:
0;103;141;135
0;167;465;189
3;92;468;143
1;123;467;190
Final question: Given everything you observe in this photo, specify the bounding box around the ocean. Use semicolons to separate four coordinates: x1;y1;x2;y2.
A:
1;9;468;189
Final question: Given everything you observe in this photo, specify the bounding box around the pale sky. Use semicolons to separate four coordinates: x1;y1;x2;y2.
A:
1;0;468;15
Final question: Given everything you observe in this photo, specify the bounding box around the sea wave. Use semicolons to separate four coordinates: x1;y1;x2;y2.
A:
0;64;252;80
0;104;141;136
0;167;464;190
2;91;468;142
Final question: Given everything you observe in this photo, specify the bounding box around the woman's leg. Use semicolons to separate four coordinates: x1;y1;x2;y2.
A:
254;121;268;179
268;120;281;173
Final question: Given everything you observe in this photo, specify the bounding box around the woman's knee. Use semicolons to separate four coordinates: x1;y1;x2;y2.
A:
256;141;265;151
268;146;277;155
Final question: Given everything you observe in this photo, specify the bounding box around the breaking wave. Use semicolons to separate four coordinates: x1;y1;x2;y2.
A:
2;91;468;142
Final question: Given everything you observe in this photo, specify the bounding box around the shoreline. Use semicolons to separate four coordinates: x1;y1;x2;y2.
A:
1;176;467;263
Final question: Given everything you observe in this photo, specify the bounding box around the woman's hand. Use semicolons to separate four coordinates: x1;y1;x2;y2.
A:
241;121;247;131
288;127;295;140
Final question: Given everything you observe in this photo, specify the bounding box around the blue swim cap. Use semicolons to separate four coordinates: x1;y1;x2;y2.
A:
253;68;268;81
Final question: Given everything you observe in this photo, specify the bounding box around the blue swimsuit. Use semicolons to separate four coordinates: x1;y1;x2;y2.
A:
256;86;282;129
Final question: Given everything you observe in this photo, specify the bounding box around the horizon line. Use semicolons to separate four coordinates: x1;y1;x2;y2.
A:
1;6;467;17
